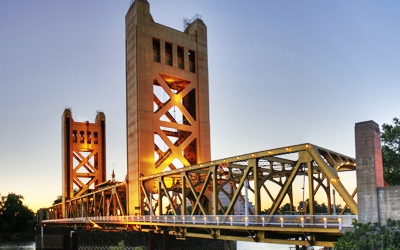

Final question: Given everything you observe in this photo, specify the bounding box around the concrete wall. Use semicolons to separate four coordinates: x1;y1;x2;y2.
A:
356;120;400;225
377;186;400;224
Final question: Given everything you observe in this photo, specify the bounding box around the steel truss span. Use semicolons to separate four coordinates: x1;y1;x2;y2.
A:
42;143;358;247
140;143;357;217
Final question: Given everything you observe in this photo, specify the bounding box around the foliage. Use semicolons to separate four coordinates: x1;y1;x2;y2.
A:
335;219;400;250
0;193;34;233
53;195;62;205
381;118;400;185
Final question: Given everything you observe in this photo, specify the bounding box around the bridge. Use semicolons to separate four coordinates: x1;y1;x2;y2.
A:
41;143;359;248
37;0;396;249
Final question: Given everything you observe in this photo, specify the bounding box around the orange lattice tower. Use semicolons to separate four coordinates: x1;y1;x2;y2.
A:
126;0;211;215
62;108;106;217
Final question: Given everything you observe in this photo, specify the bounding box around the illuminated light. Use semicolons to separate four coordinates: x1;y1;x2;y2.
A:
331;178;335;183
340;163;343;166
280;217;283;221
336;166;340;170
245;217;248;220
237;157;240;160
347;162;349;165
200;164;202;167
182;217;184;220
300;217;304;220
353;163;356;166
181;169;183;171
211;162;214;165
323;217;326;221
204;217;206;220
338;218;342;222
192;217;195;220
262;217;264;220
165;216;167;220
216;217;219;220
230;217;232;220
286;148;289;151
224;159;226;163
173;217;175;220
252;154;255;157
338;177;341;181
306;144;309;148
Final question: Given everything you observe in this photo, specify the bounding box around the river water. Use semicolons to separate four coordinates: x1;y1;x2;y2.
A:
0;241;326;249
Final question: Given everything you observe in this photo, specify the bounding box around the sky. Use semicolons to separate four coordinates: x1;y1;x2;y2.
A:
1;0;400;212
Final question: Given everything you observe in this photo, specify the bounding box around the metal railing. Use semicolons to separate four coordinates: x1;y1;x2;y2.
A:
43;215;356;230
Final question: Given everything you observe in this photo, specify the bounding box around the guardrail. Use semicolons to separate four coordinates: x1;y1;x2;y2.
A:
43;215;356;230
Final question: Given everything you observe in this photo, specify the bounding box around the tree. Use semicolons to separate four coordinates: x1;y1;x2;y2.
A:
0;193;34;233
280;203;296;214
381;118;400;185
335;219;400;250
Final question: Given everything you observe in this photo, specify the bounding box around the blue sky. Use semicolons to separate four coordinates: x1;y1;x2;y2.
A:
1;0;400;211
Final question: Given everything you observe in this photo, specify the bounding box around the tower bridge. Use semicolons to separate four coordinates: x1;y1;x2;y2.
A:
37;0;398;249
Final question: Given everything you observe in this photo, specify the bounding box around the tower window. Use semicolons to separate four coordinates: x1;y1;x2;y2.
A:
79;131;84;143
87;131;91;144
188;50;195;73
153;38;160;63
72;130;77;143
177;46;184;69
94;132;98;145
165;42;172;66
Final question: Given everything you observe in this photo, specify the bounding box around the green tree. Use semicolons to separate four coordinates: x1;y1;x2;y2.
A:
280;203;296;214
335;219;400;250
0;193;34;233
381;118;400;185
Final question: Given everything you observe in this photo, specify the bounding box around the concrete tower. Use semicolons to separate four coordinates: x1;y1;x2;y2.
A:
126;0;210;215
62;108;106;218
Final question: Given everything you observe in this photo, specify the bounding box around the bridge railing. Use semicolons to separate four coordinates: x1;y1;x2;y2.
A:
43;214;357;230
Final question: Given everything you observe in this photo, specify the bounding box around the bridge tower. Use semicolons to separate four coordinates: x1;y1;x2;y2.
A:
62;108;106;218
125;0;211;215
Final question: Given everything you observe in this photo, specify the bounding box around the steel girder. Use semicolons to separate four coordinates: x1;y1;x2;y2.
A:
140;143;358;217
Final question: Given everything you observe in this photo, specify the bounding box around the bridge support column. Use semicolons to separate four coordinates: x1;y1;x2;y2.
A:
355;121;384;224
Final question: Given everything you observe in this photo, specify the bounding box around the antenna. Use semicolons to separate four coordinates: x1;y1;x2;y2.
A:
183;14;202;30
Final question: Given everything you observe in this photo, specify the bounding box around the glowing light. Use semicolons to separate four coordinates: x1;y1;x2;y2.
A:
331;178;335;182
347;162;349;165
237;156;240;160
262;217;265;220
323;217;326;221
338;218;342;222
280;217;283;220
353;163;356;166
211;162;214;165
224;159;226;163
252;154;255;157
301;217;304;220
230;217;232;220
286;148;289;151
306;144;309;148
203;216;206;220
245;217;248;220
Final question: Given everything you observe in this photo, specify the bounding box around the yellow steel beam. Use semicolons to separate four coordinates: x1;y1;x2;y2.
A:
184;172;207;215
225;165;252;215
268;158;303;215
308;145;358;214
192;171;212;215
161;177;177;215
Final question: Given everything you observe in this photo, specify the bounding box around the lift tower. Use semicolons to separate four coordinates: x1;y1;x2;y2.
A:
126;0;211;215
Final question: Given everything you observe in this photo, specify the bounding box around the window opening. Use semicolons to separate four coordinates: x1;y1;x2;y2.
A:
153;38;160;63
177;46;184;69
87;131;91;144
188;50;195;73
79;131;84;143
94;132;98;144
165;42;172;66
72;130;77;143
